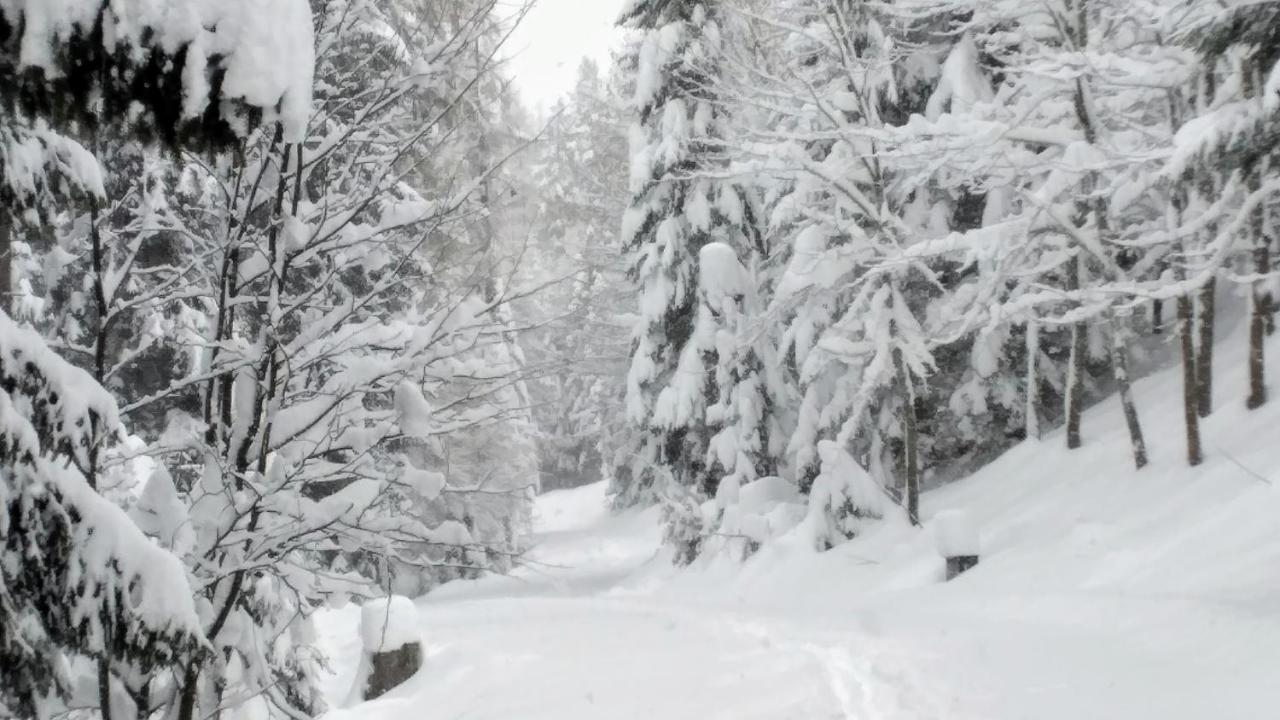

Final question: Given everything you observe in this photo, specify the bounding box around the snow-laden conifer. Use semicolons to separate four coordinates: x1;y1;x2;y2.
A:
615;0;769;542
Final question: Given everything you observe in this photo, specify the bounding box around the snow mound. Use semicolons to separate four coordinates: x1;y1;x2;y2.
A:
427;520;472;547
360;596;420;653
402;466;445;501
698;241;746;310
737;475;801;513
932;509;979;557
394;381;433;437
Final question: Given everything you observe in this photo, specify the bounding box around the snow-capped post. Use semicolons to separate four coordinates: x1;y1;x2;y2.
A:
934;510;980;580
360;596;424;700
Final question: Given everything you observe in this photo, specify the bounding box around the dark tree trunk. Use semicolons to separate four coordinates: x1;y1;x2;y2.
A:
1065;255;1086;450
176;665;201;720
1025;321;1040;440
1195;276;1216;416
1248;241;1269;410
84;193;119;719
1177;293;1204;466
1065;50;1104;454
1109;321;1147;470
895;349;920;526
1166;187;1204;468
98;656;114;720
1245;60;1271;410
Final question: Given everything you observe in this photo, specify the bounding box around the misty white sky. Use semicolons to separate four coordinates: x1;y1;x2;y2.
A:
507;0;627;113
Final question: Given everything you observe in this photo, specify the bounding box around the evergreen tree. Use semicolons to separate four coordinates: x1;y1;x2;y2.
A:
614;0;768;537
0;314;207;719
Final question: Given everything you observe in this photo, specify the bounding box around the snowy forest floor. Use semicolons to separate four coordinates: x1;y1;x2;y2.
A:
317;332;1280;720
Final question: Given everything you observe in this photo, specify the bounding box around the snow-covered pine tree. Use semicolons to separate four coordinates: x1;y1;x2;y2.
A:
0;312;207;720
701;241;776;513
614;0;769;540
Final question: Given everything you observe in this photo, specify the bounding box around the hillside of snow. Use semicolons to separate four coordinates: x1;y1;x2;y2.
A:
317;330;1280;720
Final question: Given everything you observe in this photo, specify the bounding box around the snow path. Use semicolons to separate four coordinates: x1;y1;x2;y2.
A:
318;483;933;720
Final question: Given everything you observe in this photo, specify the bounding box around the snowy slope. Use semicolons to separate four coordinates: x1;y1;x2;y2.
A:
317;331;1280;720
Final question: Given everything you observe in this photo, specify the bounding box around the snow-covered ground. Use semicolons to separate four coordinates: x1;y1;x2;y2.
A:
318;332;1280;720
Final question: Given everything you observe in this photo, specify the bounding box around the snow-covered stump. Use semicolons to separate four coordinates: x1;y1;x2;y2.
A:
359;596;423;700
934;510;980;581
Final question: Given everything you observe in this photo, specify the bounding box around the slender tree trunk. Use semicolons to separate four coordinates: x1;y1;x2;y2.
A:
895;349;920;526
85;197;118;718
1160;79;1204;465
1109;318;1147;469
1177;292;1203;465
90;199;109;380
1065;18;1102;453
1164;187;1205;467
1025;320;1040;440
176;665;201;720
1151;298;1163;335
1193;139;1220;418
98;658;114;720
1065;255;1086;450
1245;60;1271;409
1247;239;1269;410
1195;276;1216;416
